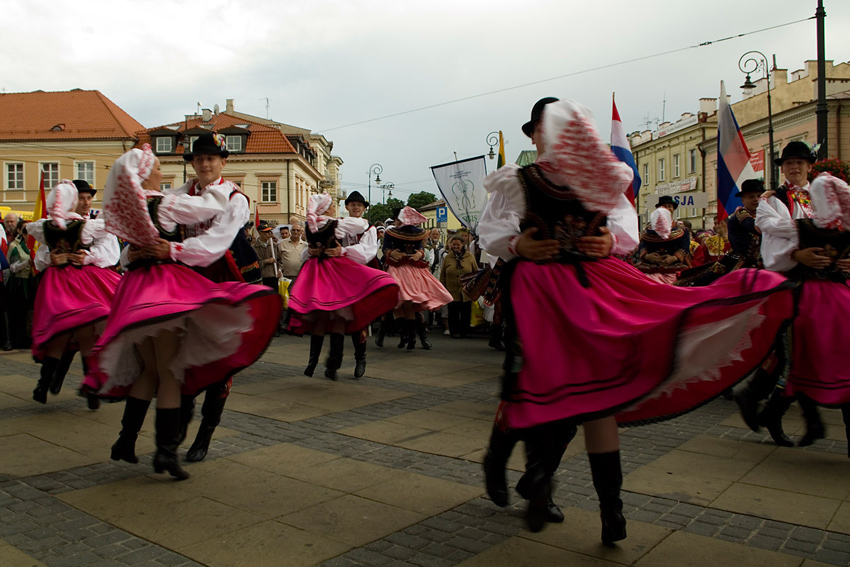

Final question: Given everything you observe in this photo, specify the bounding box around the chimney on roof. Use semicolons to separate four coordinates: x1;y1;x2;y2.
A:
699;98;717;114
226;99;234;113
202;108;212;122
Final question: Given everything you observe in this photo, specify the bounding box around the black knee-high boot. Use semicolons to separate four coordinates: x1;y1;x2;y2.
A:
375;316;386;348
757;389;794;447
186;380;229;462
517;420;576;524
351;330;367;378
396;318;408;348
589;451;627;545
50;350;76;394
416;315;432;350
734;366;779;432
483;424;519;507
178;394;196;445
405;319;416;351
797;394;826;447
521;427;555;533
153;408;190;480
33;357;60;403
304;334;325;376
111;397;151;463
325;333;344;380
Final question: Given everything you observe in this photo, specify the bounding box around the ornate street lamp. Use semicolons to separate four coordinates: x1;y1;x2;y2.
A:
367;163;383;205
739;51;777;190
486;131;500;160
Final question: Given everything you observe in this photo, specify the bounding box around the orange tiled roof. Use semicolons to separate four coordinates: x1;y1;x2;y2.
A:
136;113;298;155
0;89;144;141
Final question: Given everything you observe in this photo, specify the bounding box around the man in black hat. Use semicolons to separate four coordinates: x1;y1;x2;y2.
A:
72;180;99;219
324;190;380;378
733;141;825;447
138;132;255;463
253;220;280;290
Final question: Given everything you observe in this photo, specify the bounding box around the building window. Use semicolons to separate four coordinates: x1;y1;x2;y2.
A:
5;163;24;190
188;136;198;153
41;162;60;188
225;135;242;152
155;137;173;153
689;149;697;173
673;154;680;178
643;163;649;185
75;161;95;186
261;181;277;202
658;158;665;181
160;182;172;191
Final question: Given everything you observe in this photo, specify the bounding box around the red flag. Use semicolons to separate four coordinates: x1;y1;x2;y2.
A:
27;171;47;262
254;201;260;229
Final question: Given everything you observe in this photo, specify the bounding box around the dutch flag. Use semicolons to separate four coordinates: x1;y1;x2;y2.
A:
611;96;641;208
716;81;758;221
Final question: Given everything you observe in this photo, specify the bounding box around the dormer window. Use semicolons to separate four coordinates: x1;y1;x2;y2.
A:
51;123;65;132
155;137;173;153
225;135;243;152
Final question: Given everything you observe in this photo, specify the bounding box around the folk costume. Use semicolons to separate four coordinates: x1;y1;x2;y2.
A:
478;99;794;538
741;169;850;450
676;179;764;287
384;207;452;349
84;145;280;477
289;194;399;380
27;180;121;405
634;200;691;284
162;133;277;463
338;191;382;377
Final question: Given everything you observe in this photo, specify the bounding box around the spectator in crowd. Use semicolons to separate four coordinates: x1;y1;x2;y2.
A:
253;221;280;290
439;234;479;338
279;220;307;286
6;218;34;349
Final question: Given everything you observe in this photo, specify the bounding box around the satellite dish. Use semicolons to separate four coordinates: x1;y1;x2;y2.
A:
213;104;220;115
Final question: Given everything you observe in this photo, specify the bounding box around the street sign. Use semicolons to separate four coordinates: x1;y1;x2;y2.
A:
647;192;708;209
436;206;447;222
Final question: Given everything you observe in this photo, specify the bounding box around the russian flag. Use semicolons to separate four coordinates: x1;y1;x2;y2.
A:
611;97;641;207
716;81;757;221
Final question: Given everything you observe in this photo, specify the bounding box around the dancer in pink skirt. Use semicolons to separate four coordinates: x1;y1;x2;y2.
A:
383;206;452;350
288;194;399;380
27;180;121;405
84;145;281;479
479;97;794;538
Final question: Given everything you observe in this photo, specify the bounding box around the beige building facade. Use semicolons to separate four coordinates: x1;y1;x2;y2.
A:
0;90;144;219
630;58;850;231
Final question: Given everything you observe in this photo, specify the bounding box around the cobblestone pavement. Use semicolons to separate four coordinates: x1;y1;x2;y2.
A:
1;330;849;567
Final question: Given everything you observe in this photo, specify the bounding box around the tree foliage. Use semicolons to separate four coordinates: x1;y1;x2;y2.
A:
407;191;438;211
366;197;404;225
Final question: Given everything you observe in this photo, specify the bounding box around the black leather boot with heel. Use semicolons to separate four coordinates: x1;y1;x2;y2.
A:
153;408;190;480
111;397;151;464
589;451;627;545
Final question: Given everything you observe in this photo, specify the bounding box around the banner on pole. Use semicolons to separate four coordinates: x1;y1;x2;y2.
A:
430;156;488;233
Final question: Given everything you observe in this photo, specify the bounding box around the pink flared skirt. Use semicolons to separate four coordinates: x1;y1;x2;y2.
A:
783;280;850;405
287;256;399;334
31;265;121;359
502;258;794;429
85;262;281;398
386;263;452;312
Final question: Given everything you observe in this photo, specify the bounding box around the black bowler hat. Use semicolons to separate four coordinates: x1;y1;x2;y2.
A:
72;179;96;197
183;133;229;161
258;220;273;233
522;97;559;137
655;195;679;210
735;178;765;197
345;190;369;208
774;141;816;166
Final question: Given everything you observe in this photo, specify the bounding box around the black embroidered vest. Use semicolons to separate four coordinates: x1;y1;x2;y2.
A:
146;196;184;243
44;219;88;254
306;220;340;257
518;164;607;263
786;219;850;282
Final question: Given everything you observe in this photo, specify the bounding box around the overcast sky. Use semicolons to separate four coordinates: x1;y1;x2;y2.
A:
2;0;849;202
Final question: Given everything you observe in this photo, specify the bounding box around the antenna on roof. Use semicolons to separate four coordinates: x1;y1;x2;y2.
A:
260;97;270;119
196;102;201;115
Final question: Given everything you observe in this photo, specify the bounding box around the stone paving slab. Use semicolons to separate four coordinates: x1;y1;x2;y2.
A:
2;331;850;566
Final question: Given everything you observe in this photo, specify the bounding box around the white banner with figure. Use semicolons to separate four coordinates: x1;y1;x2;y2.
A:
430;156;488;233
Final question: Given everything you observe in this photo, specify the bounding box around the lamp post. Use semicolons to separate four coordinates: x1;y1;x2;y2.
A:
377;182;394;204
486;131;500;160
739;51;777;190
367;163;383;205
